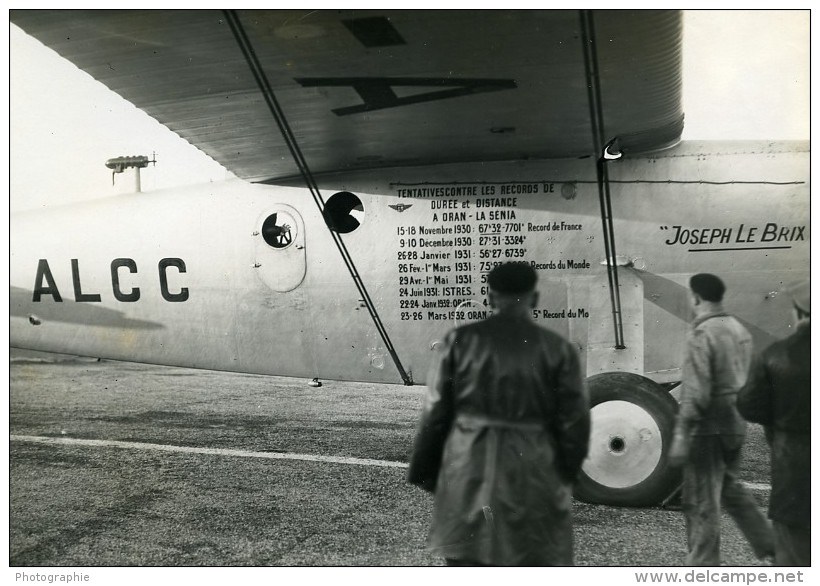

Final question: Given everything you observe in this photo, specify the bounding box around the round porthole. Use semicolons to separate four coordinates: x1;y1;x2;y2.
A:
262;211;297;249
323;191;364;234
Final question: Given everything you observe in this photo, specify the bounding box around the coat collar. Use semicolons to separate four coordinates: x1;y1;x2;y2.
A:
691;309;730;329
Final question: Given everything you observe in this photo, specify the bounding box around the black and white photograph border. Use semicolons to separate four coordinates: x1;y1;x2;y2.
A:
6;3;812;582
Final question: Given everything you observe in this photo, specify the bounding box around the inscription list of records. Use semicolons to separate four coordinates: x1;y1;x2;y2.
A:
394;190;591;323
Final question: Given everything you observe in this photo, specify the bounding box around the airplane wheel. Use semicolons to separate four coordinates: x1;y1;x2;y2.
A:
574;372;681;507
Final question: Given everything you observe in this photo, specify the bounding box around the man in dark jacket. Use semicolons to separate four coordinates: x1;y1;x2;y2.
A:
737;280;810;566
668;273;774;565
407;262;590;566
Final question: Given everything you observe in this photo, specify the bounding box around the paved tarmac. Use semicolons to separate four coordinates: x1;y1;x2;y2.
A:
9;359;772;567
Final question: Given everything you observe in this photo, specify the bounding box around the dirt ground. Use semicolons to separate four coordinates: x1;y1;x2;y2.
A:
10;359;772;567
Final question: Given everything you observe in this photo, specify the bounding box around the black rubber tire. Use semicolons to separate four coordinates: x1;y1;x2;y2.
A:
574;372;681;507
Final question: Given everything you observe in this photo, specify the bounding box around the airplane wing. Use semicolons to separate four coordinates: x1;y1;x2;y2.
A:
10;9;683;183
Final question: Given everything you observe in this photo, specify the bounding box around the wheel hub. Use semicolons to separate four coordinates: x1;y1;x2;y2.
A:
582;400;663;489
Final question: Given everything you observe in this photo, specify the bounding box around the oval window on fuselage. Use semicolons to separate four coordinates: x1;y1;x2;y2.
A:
261;211;297;249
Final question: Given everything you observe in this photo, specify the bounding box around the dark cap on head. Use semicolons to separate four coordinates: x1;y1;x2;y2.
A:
488;262;537;295
689;273;725;302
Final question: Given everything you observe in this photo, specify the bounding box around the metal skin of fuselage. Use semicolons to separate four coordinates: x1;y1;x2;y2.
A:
10;140;808;388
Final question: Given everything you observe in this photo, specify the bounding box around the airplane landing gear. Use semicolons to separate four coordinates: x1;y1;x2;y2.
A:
575;372;681;507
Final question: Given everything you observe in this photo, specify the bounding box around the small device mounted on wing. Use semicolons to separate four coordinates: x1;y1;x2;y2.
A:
105;153;156;191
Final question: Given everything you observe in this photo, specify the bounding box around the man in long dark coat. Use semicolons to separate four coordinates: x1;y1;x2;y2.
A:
408;262;590;566
738;280;811;566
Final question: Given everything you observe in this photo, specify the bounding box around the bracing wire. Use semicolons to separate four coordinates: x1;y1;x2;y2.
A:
224;10;413;384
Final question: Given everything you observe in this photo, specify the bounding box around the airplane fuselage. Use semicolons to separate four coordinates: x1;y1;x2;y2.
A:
10;141;809;386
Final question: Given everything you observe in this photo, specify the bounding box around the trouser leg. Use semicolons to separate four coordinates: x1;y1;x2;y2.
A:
720;439;774;559
682;436;723;566
773;522;811;567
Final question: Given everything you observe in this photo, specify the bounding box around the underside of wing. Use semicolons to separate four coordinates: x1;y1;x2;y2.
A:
11;9;683;183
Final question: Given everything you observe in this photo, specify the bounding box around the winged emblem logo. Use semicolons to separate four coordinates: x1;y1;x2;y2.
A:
388;204;413;213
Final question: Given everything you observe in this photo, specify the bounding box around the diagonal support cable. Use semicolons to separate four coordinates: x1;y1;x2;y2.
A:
224;10;413;384
580;9;626;349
